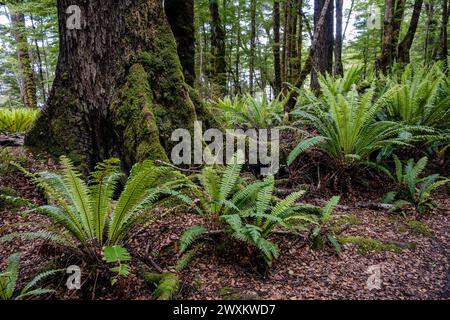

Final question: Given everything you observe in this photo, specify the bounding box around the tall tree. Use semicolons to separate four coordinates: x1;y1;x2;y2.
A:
273;0;281;94
26;0;207;170
311;0;334;91
165;0;196;86
208;0;227;96
7;1;37;108
249;0;257;95
436;0;449;71
334;0;344;76
397;0;424;65
376;0;406;74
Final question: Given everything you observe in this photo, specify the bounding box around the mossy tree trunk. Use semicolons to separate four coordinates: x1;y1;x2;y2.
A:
8;1;37;109
165;0;196;86
26;0;203;170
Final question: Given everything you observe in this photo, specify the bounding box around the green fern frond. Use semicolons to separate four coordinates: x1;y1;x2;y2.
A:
179;226;208;253
219;152;244;201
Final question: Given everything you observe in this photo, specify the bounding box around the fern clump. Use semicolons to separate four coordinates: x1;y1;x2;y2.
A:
380;156;449;214
1;156;189;259
176;153;310;266
0;253;60;300
289;78;415;168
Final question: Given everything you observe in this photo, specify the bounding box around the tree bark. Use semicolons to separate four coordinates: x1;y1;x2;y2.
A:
437;0;449;72
397;0;423;65
334;0;344;76
273;0;282;95
8;2;37;109
208;0;227;96
165;0;196;86
249;0;257;95
26;0;204;171
376;0;406;74
311;0;334;91
423;2;435;64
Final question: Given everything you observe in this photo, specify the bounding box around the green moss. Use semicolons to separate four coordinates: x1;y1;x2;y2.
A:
406;220;434;237
112;63;168;168
140;25;197;146
334;214;362;228
338;236;402;256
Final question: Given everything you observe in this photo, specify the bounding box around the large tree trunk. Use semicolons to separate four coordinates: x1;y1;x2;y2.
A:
164;0;196;86
26;0;202;170
334;0;344;76
8;2;37;109
311;0;334;91
273;0;282;95
208;0;227;96
397;0;424;65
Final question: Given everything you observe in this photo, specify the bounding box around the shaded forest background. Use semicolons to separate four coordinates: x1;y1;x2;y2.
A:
0;0;448;109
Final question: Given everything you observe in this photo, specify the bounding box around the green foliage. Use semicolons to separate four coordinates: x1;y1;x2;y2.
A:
0;252;59;300
338;236;403;256
144;272;180;300
309;197;342;254
215;93;286;129
177;153;310;265
103;246;132;284
291;79;414;167
381;156;449;214
1;156;189;259
383;64;450;129
0;108;40;134
0;147;28;176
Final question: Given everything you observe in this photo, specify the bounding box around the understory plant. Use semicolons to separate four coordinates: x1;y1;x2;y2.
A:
177;153;308;265
216;93;286;129
0;252;60;300
289;80;414;168
383;64;450;129
308;196;342;253
381;156;449;214
1;156;189;259
0;108;40;134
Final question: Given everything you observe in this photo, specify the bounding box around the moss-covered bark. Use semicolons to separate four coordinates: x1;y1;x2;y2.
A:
26;0;205;170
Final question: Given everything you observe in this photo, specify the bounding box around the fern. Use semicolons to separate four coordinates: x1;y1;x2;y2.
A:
179;226;208;253
4;157;186;259
0;253;59;300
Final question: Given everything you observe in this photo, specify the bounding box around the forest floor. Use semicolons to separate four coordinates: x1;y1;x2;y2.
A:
1;146;449;300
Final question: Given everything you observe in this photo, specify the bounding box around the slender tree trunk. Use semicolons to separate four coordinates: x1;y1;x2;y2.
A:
209;0;227;96
437;0;449;71
334;0;344;76
273;0;282;95
249;0;257;95
297;0;303;77
8;3;37;109
311;0;334;91
397;0;424;65
26;0;206;170
376;0;406;74
281;0;290;87
165;0;196;86
30;15;47;103
234;1;242;95
423;2;435;64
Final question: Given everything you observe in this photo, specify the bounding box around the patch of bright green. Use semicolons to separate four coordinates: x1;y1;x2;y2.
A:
338;236;402;256
334;214;362;228
406;220;434;237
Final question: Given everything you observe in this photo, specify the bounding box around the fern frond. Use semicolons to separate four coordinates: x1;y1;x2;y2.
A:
179;226;208;253
219;152;244;201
